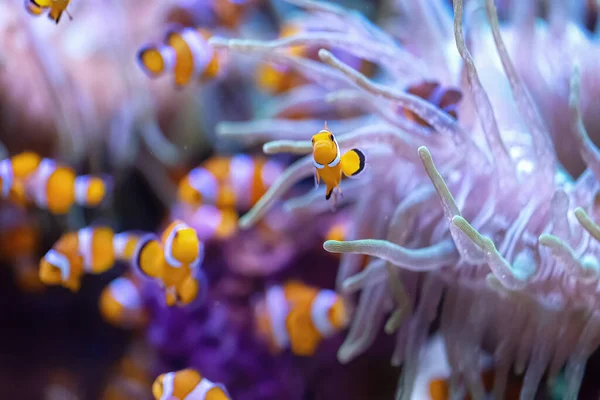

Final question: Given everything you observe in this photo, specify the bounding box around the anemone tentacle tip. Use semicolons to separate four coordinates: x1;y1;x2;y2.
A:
323;240;342;252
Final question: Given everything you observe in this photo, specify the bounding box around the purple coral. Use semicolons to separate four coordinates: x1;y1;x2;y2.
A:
209;0;600;398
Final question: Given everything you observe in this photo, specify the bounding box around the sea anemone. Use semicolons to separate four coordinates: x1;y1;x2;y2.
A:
210;0;600;398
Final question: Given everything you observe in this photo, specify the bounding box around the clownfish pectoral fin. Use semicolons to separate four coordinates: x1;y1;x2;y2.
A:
136;44;176;78
341;149;366;178
314;170;320;188
47;9;63;24
25;0;44;16
325;185;334;201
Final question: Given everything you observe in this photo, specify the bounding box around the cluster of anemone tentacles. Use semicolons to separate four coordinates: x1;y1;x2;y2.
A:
211;0;600;399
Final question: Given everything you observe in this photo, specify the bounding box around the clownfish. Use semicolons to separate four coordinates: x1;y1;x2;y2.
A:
153;369;231;400
0;203;43;292
99;274;148;330
26;159;108;214
25;0;73;24
168;0;252;30
256;23;306;94
184;204;238;241
412;334;523;400
254;281;349;356
312;125;365;203
101;341;155;400
39;227;118;292
400;81;462;128
133;221;204;307
178;154;283;211
137;25;221;87
1;152;109;214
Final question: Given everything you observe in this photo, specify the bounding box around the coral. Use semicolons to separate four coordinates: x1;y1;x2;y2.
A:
210;0;600;398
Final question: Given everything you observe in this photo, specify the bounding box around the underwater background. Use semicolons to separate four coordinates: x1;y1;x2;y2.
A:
0;0;600;399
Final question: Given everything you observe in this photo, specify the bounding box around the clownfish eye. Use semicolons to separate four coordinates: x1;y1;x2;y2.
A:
329;134;334;141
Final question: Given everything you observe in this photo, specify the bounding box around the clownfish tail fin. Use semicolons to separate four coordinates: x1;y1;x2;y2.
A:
341;149;366;177
136;44;176;78
25;0;44;16
132;234;162;279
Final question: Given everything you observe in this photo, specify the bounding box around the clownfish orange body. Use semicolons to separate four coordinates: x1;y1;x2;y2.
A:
137;25;220;87
99;273;148;330
1;152;109;214
133;221;204;306
101;341;155;400
312;125;365;204
254;281;349;356
400;81;462;128
25;0;72;24
39;227;124;292
178;154;283;211
153;369;231;400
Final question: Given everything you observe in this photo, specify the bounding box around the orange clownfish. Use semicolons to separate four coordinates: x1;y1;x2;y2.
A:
25;0;73;24
99;273;148;330
153;369;231;400
184;204;238;241
3;152;109;214
254;281;349;356
133;221;204;307
412;334;523;400
312;125;366;203
39;227;117;292
0;203;43;292
137;25;221;87
256;23;306;94
101;341;155;400
178;154;283;211
400;81;462;128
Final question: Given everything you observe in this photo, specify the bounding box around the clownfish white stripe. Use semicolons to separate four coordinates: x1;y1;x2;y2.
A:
266;286;290;348
327;137;341;168
189;241;204;272
313;159;325;169
164;223;186;268
160;372;176;400
188;168;218;203
112;233;129;258
78;227;94;272
185;378;219;400
33;158;57;207
311;290;337;337
45;249;71;281
229;154;254;209
109;277;141;309
74;176;90;205
180;28;212;79
159;45;177;73
0;159;13;198
261;160;283;188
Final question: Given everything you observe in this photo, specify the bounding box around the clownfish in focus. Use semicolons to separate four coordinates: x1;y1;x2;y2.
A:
254;281;349;356
39;227;120;292
312;125;366;204
400;81;462;128
153;369;231;400
137;24;221;87
133;221;204;306
25;0;73;24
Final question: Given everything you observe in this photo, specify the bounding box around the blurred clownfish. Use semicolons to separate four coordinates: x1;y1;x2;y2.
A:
1;152;109;214
39;227;118;292
101;341;155;400
24;0;72;24
168;0;254;30
184;204;238;241
133;221;204;307
137;25;221;87
0;202;43;292
99;273;148;330
412;334;523;400
153;369;231;400
256;23;306;94
312;124;366;204
400;81;462;128
178;154;283;211
254;281;349;356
